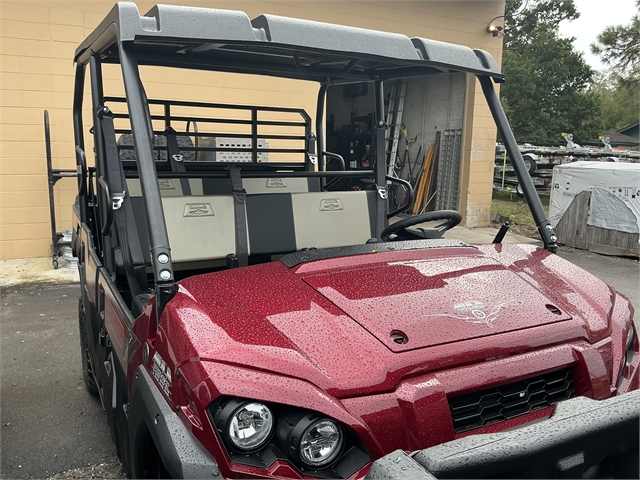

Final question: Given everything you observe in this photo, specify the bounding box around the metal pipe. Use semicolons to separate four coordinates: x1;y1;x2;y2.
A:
118;41;176;320
316;82;330;172
72;64;88;224
374;79;388;239
88;56;109;266
251;108;258;163
478;75;557;252
45;110;59;265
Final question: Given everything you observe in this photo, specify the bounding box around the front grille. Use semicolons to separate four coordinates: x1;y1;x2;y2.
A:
448;368;575;433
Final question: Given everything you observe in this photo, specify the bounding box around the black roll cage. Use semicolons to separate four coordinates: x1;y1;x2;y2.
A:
73;3;557;324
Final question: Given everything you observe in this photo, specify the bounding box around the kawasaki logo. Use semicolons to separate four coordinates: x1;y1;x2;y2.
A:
183;203;215;217
320;199;344;211
266;178;287;188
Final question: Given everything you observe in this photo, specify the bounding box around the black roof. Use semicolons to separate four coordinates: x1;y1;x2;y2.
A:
75;2;503;83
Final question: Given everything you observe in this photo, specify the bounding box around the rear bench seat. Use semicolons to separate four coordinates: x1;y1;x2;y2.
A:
129;189;375;269
246;192;376;255
126;176;321;197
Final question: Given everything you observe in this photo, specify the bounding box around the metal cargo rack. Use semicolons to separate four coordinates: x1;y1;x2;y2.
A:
45;110;79;269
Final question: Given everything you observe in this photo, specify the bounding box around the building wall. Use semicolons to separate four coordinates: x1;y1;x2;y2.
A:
0;0;505;259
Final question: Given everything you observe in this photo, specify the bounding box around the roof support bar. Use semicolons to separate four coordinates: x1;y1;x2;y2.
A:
73;63;88;225
478;75;557;253
374;80;388;239
316;81;330;172
118;41;176;322
89;57;112;270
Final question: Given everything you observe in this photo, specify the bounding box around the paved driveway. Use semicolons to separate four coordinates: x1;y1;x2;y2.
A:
1;284;123;479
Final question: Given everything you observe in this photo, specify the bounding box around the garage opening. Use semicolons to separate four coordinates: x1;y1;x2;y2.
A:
325;73;466;213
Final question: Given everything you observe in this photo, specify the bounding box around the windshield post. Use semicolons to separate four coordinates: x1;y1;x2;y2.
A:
477;75;558;253
118;41;176;322
374;80;388;239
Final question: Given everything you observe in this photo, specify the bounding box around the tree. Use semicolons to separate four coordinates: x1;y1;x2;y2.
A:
589;71;639;131
590;2;639;131
591;1;639;80
500;0;601;144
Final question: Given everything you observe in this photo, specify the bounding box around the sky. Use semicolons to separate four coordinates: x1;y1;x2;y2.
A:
558;0;638;70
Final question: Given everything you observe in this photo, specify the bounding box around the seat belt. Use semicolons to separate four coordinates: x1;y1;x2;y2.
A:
99;107;149;297
229;166;248;267
163;127;192;195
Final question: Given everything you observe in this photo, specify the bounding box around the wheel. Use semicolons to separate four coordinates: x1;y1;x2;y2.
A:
516;183;525;198
522;154;536;175
78;297;98;395
381;210;462;241
53;259;58;269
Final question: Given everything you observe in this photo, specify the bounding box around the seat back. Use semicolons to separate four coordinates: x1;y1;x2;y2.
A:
245;191;375;256
161;195;237;263
128;182;374;268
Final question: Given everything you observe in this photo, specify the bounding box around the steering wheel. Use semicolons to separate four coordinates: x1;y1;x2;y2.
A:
381;210;462;241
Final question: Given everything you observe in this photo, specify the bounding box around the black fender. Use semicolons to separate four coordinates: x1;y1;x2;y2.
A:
128;365;222;479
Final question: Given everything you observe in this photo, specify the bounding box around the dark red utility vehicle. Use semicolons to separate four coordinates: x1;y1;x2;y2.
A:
72;3;639;478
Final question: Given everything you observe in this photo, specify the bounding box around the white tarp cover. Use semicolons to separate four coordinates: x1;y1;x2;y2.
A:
549;162;640;234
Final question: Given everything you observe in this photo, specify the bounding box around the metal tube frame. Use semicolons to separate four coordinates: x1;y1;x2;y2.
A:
374;80;388;239
72;65;88;226
478;75;557;252
316;82;330;172
118;41;176;321
88;57;113;270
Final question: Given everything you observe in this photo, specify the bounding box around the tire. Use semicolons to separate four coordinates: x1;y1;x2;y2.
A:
522;154;536;175
516;183;525;198
79;297;98;396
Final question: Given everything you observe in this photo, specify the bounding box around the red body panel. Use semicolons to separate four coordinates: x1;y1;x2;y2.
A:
134;243;639;478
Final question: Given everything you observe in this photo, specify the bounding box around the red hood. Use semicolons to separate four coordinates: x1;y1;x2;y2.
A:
168;244;613;397
302;255;572;352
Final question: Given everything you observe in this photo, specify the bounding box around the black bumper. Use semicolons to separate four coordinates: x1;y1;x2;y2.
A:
366;390;640;479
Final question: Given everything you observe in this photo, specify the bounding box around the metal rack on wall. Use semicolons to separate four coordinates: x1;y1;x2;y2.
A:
45;110;78;269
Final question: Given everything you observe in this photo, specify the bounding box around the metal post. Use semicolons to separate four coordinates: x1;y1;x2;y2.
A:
89;57;112;269
478;75;557;252
45;110;60;267
251;108;258;163
118;41;176;321
316;82;330;172
73;63;89;223
374;80;388;239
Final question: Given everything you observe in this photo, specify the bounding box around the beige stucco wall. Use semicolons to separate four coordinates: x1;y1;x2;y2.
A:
0;0;505;259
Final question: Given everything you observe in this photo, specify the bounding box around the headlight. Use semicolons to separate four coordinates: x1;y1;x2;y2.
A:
625;324;636;365
213;400;274;452
299;419;343;468
211;398;370;476
228;402;273;451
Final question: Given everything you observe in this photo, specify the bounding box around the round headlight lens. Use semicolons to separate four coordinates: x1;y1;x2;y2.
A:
228;402;273;451
625;325;636;364
299;419;343;467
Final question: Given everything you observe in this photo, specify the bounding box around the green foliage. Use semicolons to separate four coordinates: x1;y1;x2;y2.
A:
591;2;639;80
491;190;549;227
500;0;601;144
589;71;640;131
589;2;639;132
